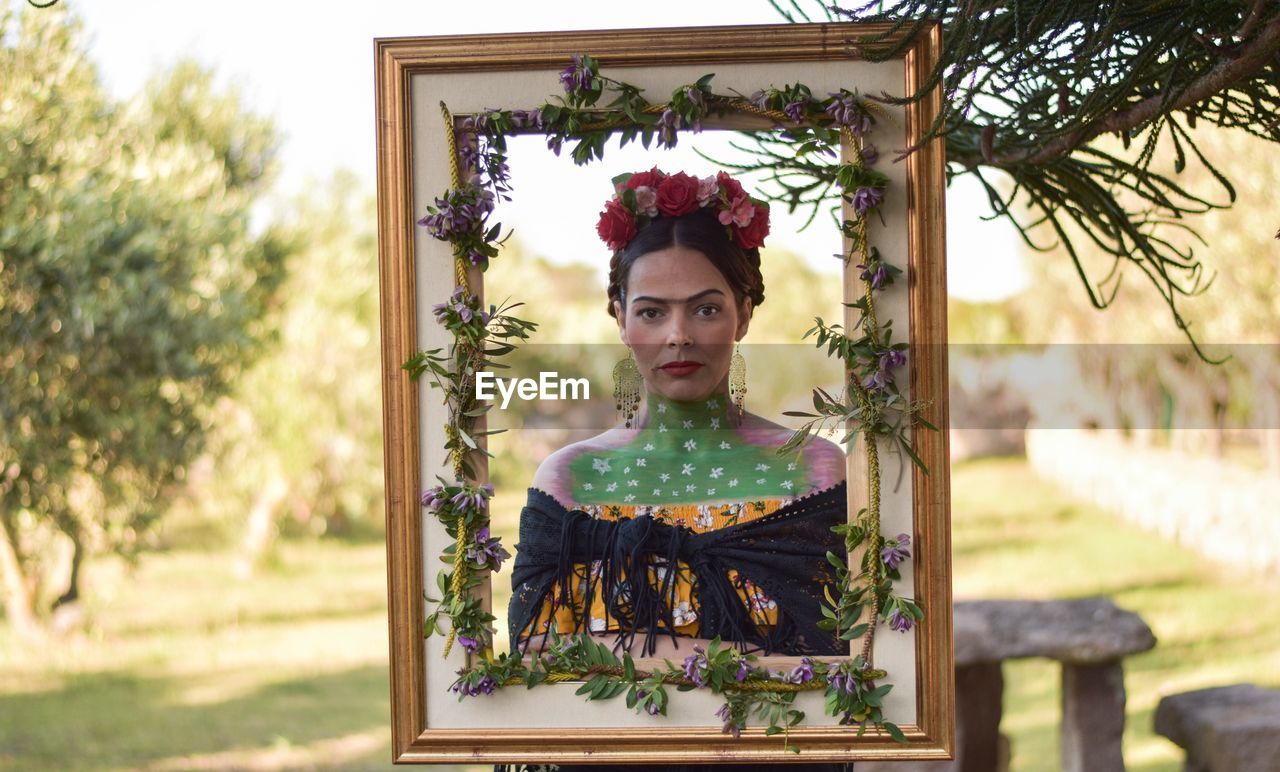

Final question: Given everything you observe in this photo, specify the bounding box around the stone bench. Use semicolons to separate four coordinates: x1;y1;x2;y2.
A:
1154;684;1280;771
862;597;1156;772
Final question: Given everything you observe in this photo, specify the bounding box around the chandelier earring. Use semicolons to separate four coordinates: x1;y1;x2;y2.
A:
613;351;643;428
729;344;747;419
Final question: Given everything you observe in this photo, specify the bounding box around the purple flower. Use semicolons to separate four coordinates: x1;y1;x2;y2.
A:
451;672;498;698
788;657;814;684
635;689;661;716
749;89;770;109
559;54;591;96
735;659;751;682
825;91;862;130
880;533;912;571
467;526;512;571
887;607;914;633
827;672;848;694
682;646;708;687
458;635;481;653
420;486;447;510
547;135;563;156
683;85;704;108
510;109;543;130
783;99;808;123
825;91;872;135
656;109;681;149
862;368;889;392
827;663;860;695
861;143;880;166
879;350;907;373
857;261;889;290
852;186;884;215
715;703;741;737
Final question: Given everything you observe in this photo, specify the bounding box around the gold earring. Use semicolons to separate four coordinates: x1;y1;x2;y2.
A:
613;352;642;428
729;344;747;419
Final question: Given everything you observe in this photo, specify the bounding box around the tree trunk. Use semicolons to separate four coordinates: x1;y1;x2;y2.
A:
235;461;290;579
0;513;42;641
52;527;83;609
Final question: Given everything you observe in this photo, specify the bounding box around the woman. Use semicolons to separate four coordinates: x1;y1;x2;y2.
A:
503;168;851;772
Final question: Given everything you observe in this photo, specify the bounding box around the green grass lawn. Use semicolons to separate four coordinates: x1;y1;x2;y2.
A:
1;455;1276;770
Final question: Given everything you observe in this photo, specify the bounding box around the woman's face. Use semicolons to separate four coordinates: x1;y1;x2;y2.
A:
613;245;752;404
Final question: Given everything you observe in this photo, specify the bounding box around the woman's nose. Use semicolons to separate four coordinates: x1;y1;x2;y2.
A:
665;315;693;347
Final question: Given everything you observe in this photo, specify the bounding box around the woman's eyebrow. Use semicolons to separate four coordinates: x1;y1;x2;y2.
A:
630;288;726;305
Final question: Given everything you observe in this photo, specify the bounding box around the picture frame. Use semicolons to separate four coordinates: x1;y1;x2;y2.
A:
375;20;952;764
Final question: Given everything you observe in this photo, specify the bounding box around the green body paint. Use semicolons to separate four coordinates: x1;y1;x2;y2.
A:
568;390;810;505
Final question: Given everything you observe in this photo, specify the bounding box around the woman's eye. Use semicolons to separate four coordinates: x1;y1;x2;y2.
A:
695;305;720;317
637;307;661;320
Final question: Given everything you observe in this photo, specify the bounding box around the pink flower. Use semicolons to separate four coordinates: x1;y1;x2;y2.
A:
719;194;755;228
633;186;658;217
696;175;718;206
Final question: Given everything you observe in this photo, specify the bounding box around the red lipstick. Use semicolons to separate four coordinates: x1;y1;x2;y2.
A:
659;360;703;377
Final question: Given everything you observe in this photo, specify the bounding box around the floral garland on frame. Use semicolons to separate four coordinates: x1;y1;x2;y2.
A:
402;52;936;749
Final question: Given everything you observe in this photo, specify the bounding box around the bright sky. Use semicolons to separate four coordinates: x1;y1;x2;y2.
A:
76;0;1027;301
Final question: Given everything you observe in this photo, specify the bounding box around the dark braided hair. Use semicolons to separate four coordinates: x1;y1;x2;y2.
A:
606;207;765;319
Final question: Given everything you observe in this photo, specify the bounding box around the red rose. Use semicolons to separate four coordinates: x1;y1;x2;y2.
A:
621;166;664;193
655;172;700;217
596;197;637;251
716;171;745;203
733;202;770;250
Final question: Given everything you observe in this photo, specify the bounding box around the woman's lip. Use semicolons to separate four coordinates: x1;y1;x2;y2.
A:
660;361;703;375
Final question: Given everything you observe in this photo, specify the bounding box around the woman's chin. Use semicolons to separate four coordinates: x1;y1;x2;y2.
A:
650;378;719;404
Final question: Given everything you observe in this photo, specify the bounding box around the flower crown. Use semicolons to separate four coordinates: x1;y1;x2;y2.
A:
596;168;770;253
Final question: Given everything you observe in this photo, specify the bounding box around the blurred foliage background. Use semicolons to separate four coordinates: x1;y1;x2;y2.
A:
2;1;1279;771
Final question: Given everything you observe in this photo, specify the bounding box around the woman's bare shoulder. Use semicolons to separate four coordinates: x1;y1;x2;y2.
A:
529;427;631;506
740;412;847;489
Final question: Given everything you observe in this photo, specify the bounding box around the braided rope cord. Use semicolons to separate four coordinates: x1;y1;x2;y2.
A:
440;100;470;658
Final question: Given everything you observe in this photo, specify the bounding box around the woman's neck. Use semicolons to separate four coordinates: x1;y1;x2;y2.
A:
633;389;738;438
565;388;809;505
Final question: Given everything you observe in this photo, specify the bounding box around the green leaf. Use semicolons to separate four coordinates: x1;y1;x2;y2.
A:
883;721;906;744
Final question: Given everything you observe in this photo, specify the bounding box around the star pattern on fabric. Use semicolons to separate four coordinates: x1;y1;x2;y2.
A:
684;439;697;451
709;467;724;479
720;441;732;450
593;458;612;475
682;419;694;429
681;463;695;475
660;472;670;482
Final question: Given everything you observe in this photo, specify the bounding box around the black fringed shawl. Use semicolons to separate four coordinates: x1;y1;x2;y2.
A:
507;482;847;657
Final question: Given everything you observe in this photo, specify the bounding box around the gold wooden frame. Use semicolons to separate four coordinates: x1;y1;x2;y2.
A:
376;21;952;764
